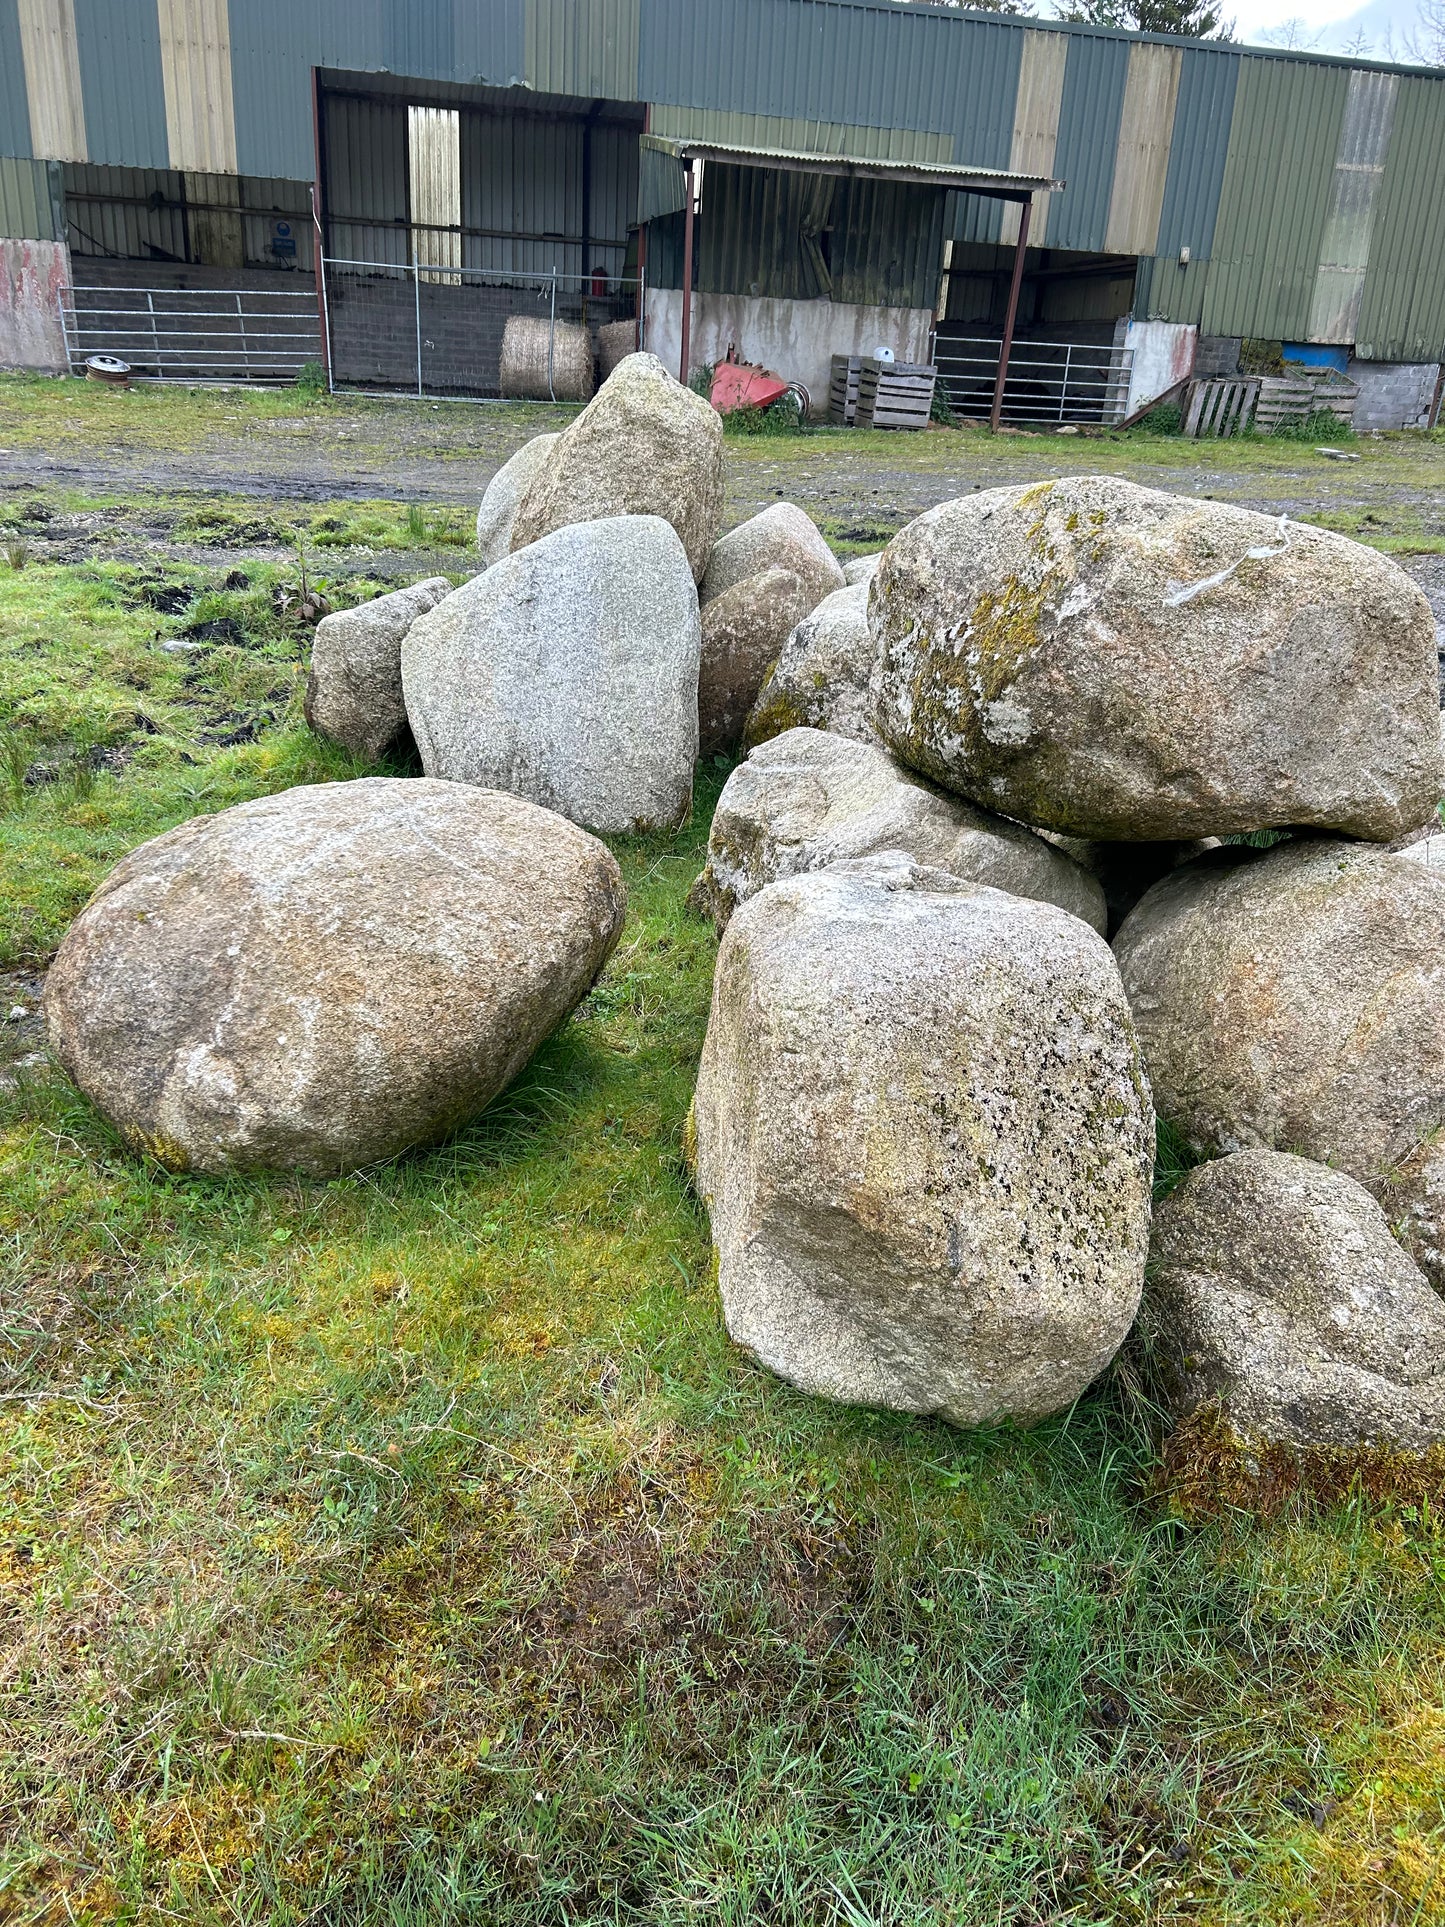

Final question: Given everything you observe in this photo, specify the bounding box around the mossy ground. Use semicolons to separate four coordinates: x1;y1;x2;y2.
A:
2;381;1445;1923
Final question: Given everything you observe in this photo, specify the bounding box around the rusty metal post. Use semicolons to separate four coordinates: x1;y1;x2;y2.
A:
990;193;1031;434
679;158;695;384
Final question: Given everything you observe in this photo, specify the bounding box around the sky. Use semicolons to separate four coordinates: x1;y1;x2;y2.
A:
1220;0;1429;53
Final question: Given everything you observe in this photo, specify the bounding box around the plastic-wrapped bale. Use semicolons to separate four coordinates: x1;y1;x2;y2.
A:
598;317;639;379
499;316;595;403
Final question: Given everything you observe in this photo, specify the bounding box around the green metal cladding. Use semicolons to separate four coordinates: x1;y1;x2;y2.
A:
2;0;1445;353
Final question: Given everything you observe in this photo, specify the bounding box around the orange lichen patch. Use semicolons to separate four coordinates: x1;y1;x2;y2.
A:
1157;1407;1445;1522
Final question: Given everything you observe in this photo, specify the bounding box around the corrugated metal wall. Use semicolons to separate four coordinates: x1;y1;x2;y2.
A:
2;0;1445;357
0;154;62;238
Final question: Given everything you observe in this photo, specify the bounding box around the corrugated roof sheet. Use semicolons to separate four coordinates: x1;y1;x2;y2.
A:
527;0;640;98
1044;30;1129;250
645;133;1054;194
647;102;954;165
1153;43;1237;261
1356;71;1445;361
1202;53;1348;339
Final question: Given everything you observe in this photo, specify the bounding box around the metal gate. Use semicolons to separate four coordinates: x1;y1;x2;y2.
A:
319;254;645;401
936;334;1133;426
59;283;321;382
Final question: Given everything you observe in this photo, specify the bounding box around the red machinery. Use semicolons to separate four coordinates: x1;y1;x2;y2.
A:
707;345;807;416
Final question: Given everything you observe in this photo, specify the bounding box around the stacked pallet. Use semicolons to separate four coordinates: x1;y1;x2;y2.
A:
1255;372;1358;434
857;358;937;430
828;355;863;425
829;355;938;429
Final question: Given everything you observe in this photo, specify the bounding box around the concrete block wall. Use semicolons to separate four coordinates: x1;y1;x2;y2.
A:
1347;359;1440;430
1193;335;1242;377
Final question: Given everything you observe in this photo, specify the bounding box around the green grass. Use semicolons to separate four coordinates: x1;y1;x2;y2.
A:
3;393;1445;1923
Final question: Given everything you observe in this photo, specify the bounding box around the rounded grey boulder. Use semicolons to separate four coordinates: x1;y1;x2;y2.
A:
744;582;878;749
305;577;452;762
45;779;626;1177
690;727;1106;934
869;476;1443;842
700;502;844;609
476;434;558;566
693;854;1154;1427
842;552;882;586
1147;1149;1445;1451
699;566;819;758
510;352;724;582
402;514;701;834
1114;836;1445;1182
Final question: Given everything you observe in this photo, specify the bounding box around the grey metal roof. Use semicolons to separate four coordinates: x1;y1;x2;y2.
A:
641;133;1061;199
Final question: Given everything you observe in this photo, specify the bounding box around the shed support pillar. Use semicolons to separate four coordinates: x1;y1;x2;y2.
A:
990;194;1031;434
679;159;696;385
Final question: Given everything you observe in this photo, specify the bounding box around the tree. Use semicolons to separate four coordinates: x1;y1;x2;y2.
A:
1054;0;1233;34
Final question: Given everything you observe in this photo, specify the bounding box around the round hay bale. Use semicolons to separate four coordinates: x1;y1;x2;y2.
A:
598;317;639;379
499;315;595;402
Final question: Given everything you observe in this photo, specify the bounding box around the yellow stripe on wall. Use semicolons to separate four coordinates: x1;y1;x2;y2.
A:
1001;30;1068;248
158;0;237;174
1105;42;1182;256
17;0;86;163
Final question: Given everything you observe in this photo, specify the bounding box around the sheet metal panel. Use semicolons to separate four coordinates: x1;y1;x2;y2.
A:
1134;252;1206;326
1044;31;1129;252
324;91;408;265
1153;44;1237;263
0;0;33;160
18;0;86;162
1356;71;1445;361
65;161;186;257
1202;54;1348;340
527;0;641;100
159;0;237;174
0;155;61;237
72;0;168;169
640;0;1021;148
648;103;952;164
993;28;1067;249
1104;41;1181;256
1307;68;1397;344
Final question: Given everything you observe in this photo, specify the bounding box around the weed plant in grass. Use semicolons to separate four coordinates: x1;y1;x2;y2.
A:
3;476;1445;1921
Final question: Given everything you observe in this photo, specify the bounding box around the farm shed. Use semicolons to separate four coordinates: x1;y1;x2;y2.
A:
2;0;1444;424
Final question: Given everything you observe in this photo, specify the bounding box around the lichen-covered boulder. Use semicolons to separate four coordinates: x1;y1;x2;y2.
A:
692;854;1154;1427
690;727;1106;934
476;435;559;566
1114;837;1445;1186
869;476;1442;842
700;502;844;609
699;566;818;758
304;577;452;762
842;552;882;586
45;779;625;1177
510;352;724;582
403;514;700;834
1147;1149;1445;1451
743;583;878;749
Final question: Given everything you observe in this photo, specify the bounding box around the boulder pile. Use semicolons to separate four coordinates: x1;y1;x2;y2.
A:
47;352;1445;1465
691;472;1445;1451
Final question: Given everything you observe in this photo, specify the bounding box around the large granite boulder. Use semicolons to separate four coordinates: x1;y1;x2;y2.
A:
45;779;625;1177
700;502;844;609
1147;1149;1445;1451
869;476;1442;842
476;435;559;566
402;514;700;834
1114;837;1445;1185
510;352;724;582
692;854;1153;1427
304;577;452;762
842;552;882;586
699;567;818;758
690;727;1106;934
744;583;878;749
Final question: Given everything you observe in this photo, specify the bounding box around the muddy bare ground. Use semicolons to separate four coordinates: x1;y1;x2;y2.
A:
3;385;1445;587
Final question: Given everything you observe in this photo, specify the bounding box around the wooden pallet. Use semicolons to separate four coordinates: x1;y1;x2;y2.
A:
828;354;863;425
855;358;937;430
1182;377;1259;438
1255;372;1358;434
